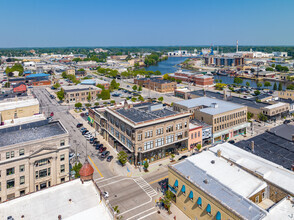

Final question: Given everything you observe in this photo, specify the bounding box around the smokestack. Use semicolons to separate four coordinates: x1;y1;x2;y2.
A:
251;141;254;152
236;40;239;53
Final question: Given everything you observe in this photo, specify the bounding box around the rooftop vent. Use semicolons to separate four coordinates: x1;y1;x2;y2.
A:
217;149;221;157
211;103;218;108
211;160;215;164
203;179;209;184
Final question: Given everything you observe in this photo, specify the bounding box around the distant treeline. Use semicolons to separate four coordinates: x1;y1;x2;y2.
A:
1;46;294;57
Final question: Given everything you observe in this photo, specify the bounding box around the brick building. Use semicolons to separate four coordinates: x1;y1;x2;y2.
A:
134;77;177;93
62;85;102;103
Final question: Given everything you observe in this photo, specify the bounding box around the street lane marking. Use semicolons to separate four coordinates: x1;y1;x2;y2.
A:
118;197;152;216
95;175;121;183
99;178;132;187
134;177;157;198
137;211;157;220
88;155;103;177
94;177;104;181
126;207;156;220
148;175;168;185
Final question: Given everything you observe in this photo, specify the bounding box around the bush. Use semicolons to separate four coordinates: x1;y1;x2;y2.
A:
85;103;91;108
117;151;128;166
110;100;115;104
158;96;164;102
94;102;99;106
75;102;82;108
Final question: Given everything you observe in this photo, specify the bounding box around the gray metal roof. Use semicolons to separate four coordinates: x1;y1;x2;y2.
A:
172;161;267;220
0;120;66;147
235;131;294;170
175;97;244;115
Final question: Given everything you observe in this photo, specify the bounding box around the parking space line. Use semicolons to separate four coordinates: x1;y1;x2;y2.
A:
88;155;103;178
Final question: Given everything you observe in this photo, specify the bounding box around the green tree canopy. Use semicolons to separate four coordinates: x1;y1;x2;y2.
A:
117;151;128;166
138;85;142;91
247;112;254;120
264;81;271;87
246;82;250;87
132;85;137;91
254;90;261;96
57;88;65;101
234;77;243;85
97;84;105;90
258;113;268;122
87;92;91;102
53;83;61;89
273;82;277;90
138;96;144;102
278;83;283;91
110;79;120;90
75;102;82;108
72;162;83;178
257;82;262;88
98;89;110;100
158;96;164;102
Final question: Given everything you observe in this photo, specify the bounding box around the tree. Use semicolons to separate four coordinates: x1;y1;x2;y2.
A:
53;83;61;89
163;74;169;80
215;83;226;90
278;82;283;91
87;92;91;102
158;96;164;102
62;72;67;79
138;85;142;91
234;77;243;85
196;144;202;151
144;160;149;171
85;103;91;108
97;84;105;90
110;100;116;104
266;67;274;71
94;102;99;106
72;162;83;178
254;90;261;96
257;82;262;88
132;85;137;91
258;113;268;122
4;82;10;88
273;82;277;90
246;82;250;87
247;112;254;120
110;79;120;90
215;79;219;83
75;102;82;108
131;97;137;102
117;151;128;166
98;89;110;100
57;88;65;101
264;81;271;88
287;84;294;90
138;96;144;102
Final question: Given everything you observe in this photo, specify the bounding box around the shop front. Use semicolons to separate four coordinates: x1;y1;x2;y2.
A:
138;140;188;164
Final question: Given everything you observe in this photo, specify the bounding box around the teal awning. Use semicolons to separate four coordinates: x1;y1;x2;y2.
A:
206;204;211;213
197;197;202;205
181;185;185;193
216;211;221;220
174;179;178;187
189;191;193;199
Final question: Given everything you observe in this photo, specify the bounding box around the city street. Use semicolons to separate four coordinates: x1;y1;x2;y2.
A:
31;87;170;220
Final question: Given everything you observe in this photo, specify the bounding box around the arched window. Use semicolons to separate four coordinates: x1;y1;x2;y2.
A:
206;204;211;214
174;179;178;188
189;191;193;200
216;211;221;220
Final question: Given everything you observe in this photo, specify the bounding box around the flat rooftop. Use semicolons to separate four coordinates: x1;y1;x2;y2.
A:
263;102;286;109
0;98;39;112
175;97;244;115
115;103;182;123
269;124;294;141
172;155;267;219
0;180;112;220
0;120;67;147
62;85;101;92
210;143;294;195
235;131;294;170
189;90;270;109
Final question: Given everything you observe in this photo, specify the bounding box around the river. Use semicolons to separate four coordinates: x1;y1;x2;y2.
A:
145;57;287;90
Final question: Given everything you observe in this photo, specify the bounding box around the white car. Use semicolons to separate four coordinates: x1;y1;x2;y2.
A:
103;191;109;198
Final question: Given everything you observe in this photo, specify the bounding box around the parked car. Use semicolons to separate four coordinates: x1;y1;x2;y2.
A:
93;141;100;146
107;155;114;162
178;155;188;161
103;191;109;198
82;130;89;135
95;144;103;150
284;120;291;124
82;108;86;111
80;113;85;117
76;123;83;128
99;147;107;153
85;112;89;116
80;128;86;132
101;151;110;158
228;140;235;144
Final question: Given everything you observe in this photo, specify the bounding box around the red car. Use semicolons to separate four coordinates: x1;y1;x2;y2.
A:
99;147;107;153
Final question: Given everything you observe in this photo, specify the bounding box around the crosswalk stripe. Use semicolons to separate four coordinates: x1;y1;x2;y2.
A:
134;177;157;198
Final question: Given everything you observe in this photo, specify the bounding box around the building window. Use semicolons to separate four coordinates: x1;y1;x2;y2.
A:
184;122;187;128
155;138;164;147
126;139;133;149
60;140;65;146
138;134;142;141
19;149;25;156
6;167;15;176
166;126;173;133
35;171;39;179
20;190;25;196
166;135;174;144
20;165;25;172
156;128;163;135
61;178;65;183
145;130;153;138
121;135;126;144
7;179;15;189
20;176;25;185
11;151;14;158
6;152;10;159
144;141;154;150
36;158;50;167
115;130;120;139
191;133;193;139
60;165;65;173
198;131;200;137
176;123;182;130
60;154;65;161
255;195;259;203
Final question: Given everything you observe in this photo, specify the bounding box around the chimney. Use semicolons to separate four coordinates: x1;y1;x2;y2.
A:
217;149;221;157
251;141;254;152
292;134;294;142
223;90;227;100
123;99;129;110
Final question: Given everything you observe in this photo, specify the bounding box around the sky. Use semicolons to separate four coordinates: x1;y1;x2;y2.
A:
1;0;294;47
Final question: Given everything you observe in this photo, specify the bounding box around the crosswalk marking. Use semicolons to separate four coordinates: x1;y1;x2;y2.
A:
133;177;157;197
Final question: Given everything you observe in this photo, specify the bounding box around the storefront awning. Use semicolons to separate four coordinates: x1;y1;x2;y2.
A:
197;197;202;205
213;122;250;138
174;179;178;187
216;211;221;220
189;191;193;199
181;185;185;193
206;204;211;213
